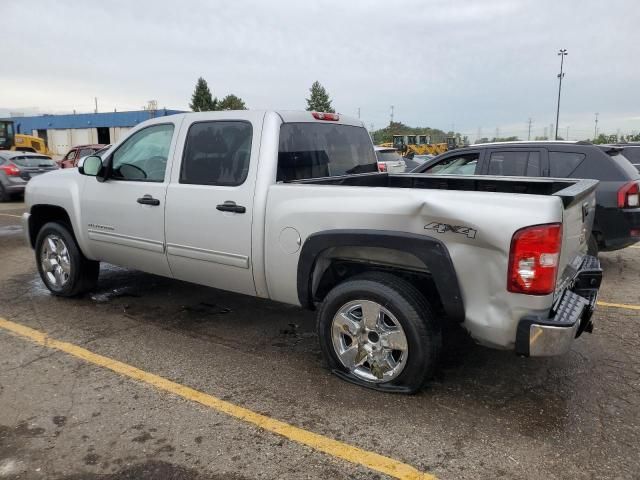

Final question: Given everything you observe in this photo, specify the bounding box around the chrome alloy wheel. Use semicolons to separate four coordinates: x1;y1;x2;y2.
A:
40;234;71;288
331;300;409;383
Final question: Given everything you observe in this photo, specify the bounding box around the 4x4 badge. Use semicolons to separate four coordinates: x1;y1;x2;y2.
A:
424;222;477;239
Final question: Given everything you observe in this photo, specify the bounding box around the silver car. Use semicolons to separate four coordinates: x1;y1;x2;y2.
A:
0;150;58;201
374;146;406;173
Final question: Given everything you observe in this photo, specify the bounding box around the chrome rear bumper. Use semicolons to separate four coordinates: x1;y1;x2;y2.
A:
516;255;602;357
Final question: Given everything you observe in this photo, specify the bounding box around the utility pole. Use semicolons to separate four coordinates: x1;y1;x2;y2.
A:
94;97;98;114
390;105;394;125
495;127;500;140
594;112;599;139
566;126;570;140
555;48;568;140
357;107;361;119
527;118;533;140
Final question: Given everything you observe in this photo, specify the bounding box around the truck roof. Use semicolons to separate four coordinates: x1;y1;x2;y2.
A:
166;110;365;128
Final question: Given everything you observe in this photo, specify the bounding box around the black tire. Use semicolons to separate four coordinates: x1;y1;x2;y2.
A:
0;183;9;202
35;222;100;297
317;271;441;394
587;234;599;256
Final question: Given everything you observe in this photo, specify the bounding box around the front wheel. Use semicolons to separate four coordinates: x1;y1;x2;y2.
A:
35;222;100;296
317;272;441;394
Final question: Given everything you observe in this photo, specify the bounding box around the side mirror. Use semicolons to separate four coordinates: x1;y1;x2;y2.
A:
79;155;106;182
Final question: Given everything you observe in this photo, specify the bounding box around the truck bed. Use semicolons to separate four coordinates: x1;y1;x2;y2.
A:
290;172;598;208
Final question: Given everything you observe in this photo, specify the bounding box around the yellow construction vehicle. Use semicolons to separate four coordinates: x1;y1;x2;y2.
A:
13;133;54;155
390;135;448;156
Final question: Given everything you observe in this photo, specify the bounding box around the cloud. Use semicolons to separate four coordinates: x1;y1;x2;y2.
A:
1;0;638;137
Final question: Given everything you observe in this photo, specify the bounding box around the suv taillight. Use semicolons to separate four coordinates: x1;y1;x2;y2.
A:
0;163;20;176
617;181;640;208
508;223;562;295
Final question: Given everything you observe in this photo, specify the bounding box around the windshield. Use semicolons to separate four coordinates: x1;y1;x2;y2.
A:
278;123;377;181
376;150;403;163
0;121;15;149
11;156;56;168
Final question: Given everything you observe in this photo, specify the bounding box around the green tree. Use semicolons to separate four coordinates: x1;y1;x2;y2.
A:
491;136;520;142
305;81;335;113
217;94;247;111
370;121;450;145
189;77;217;112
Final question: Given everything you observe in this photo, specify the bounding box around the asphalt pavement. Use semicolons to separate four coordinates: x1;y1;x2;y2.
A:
0;201;638;479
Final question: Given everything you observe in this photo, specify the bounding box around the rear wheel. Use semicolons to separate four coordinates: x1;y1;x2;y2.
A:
0;184;9;202
35;222;100;296
317;272;441;394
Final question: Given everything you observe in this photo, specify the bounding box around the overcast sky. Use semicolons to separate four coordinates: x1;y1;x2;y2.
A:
2;0;638;139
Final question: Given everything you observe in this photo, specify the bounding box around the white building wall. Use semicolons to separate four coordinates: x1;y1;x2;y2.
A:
110;127;131;144
46;128;101;155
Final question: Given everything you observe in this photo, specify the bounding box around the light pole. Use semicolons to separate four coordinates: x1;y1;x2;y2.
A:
555;49;568;140
594;112;599;140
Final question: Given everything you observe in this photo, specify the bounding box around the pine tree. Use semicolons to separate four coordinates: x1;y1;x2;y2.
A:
189;77;217;112
305;81;335;113
217;94;247;111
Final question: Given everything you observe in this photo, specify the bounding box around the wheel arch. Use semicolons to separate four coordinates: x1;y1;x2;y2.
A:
28;204;75;248
297;229;465;322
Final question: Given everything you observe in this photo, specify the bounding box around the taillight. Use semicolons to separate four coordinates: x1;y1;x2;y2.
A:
312;112;339;121
0;163;20;176
508;223;562;295
378;162;387;172
617;181;640;208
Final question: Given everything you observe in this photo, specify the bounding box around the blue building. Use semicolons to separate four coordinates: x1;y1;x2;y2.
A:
3;109;184;155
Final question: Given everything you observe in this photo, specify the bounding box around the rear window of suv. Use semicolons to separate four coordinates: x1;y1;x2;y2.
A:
277;123;377;181
11;156;56;168
549;151;585;177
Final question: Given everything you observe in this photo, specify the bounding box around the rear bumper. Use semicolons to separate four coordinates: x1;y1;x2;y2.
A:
516;255;602;357
599;207;640;251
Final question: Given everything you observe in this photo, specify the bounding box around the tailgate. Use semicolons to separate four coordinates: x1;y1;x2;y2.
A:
553;179;599;296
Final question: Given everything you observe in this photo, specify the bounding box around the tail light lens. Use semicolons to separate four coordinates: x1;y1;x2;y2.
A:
0;163;20;176
508;223;562;295
378;162;387;172
617;181;640;208
312;112;339;121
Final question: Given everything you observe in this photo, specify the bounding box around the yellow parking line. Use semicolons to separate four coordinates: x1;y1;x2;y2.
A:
0;213;21;218
597;301;640;311
0;316;434;480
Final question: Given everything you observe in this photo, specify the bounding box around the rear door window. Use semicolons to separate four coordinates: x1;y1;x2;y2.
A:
277;123;377;181
549;151;585;177
180;121;252;186
487;150;542;176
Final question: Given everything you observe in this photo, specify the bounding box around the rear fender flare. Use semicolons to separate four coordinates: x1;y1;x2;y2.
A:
296;229;465;322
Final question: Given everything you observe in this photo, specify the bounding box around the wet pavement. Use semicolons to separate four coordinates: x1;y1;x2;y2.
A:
0;201;638;479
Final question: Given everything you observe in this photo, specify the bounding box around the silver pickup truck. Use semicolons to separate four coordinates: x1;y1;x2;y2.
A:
22;110;602;393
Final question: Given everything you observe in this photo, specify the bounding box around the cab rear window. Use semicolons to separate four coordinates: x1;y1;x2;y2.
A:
277;123;377;181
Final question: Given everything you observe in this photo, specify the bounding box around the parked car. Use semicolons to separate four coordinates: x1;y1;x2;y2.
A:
77;144;111;165
403;153;434;171
610;143;640;172
59;144;107;169
413;141;640;254
374;146;406;173
0;150;58;201
23;111;601;393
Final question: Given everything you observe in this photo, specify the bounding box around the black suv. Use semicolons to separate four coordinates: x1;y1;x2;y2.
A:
414;141;640;254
